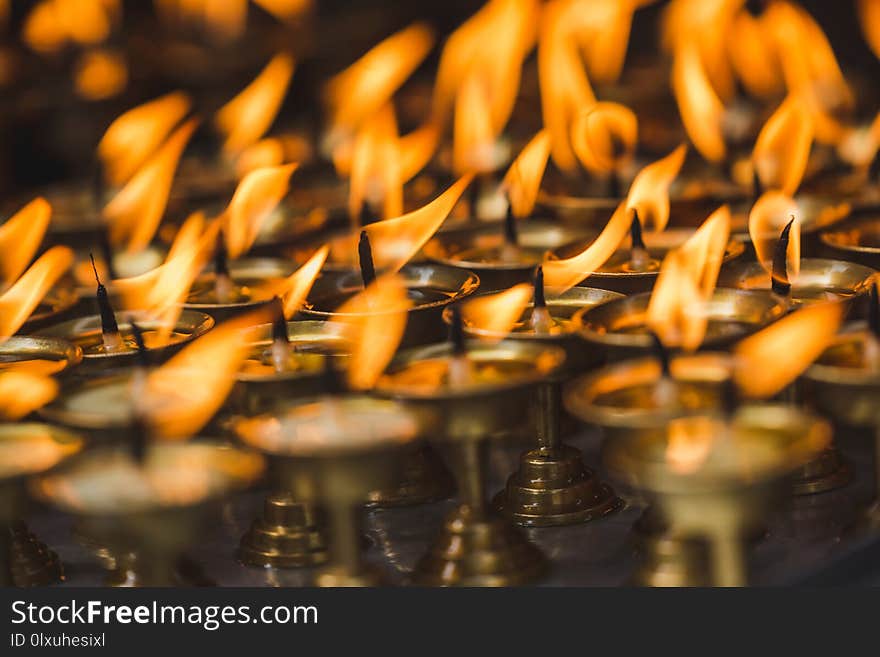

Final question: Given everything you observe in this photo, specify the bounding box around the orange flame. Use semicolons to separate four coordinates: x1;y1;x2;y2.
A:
726;9;784;98
24;0;119;54
453;74;500;175
0;246;73;339
337;274;412;390
572;0;651;85
142;309;271;439
672;42;726;163
460;283;533;339
74;48;127;100
255;245;328;318
570;102;638;176
665;416;716;474
222;163;297;258
215;52;295;155
98;91;192;186
677;205;731;297
337;175;473;272
502;130;552;219
252;0;312;22
398;122;440;182
753;96;814;197
538;1;596;172
347;105;403;222
733;302;843;398
234;134;313;179
859;0;880;60
646;250;707;351
748;191;801;279
202;0;248;41
0;198;51;287
837;113;880;168
104;118;198;253
542;202;633;292
627;144;688;232
0;371;58;420
325;23;434;141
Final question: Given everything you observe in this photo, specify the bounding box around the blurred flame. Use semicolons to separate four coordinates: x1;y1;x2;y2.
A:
460;283;533;339
74;48;127;100
143;310;271;439
733;302;843;398
338;274;412;390
542;202;633;292
0;198;52;287
748;191;801;279
727;9;784;98
859;0;880;60
678;205;731;297
665;416;715;474
571;102;638;176
202;0;248;41
104;118;198;253
572;0;654;85
0;247;73;339
325;23;434;142
502;130;551;219
539;1;596;172
347;105;404;222
216;53;295;155
753;96;814;197
24;0;119;54
255;245;328;318
672;43;726;163
646;250;707;351
837;113;880;168
453;74;500;175
222;164;297;258
116;212;216;341
98;91;192;186
627;144;687;232
0;371;58;420
234;134;313;179
252;0;312;22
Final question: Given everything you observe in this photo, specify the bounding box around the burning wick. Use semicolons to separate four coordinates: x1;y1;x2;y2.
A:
628;210;651;271
500;203;521;263
771;217;795;299
751;167;763;207
865;282;880;372
448;304;474;386
90;253;123;353
649;331;677;408
359;202;380;227
214;231;233;304
128;320;150;464
529;266;553;334
270;296;290;374
358;230;377;288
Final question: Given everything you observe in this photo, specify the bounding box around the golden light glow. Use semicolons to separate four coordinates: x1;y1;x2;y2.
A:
24;0;119;54
74;48;127;100
0;371;58;420
255;245;329;318
0;247;74;340
234;134;313;179
143;309;272;440
252;0;312;22
325;23;434;141
542;202;633;293
222;164;297;258
727;9;784;98
337;274;412;390
570;102;638;176
453;74;499;175
347;105;404;222
202;0;248;41
460;283;533;339
665;416;716;474
0;198;52;287
733;302;844;399
626;144;688;232
573;0;652;85
748;191;801;279
98;91;192;186
859;0;880;60
216;52;295;155
104;118;198;253
672;42;726;163
645;250;707;351
753;96;814;197
502;130;552;219
677;205;731;297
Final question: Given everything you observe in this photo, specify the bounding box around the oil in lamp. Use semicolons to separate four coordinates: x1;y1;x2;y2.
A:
233;390;430;586
605;404;830;586
819;215;880;269
448;268;623;526
374;308;566;585
0;423;84;586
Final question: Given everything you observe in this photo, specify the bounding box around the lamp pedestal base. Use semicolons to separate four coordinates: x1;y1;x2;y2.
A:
238;493;328;568
791;448;851;496
365;445;454;508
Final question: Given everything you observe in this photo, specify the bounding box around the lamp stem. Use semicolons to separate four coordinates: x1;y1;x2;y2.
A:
709;530;747;587
536;381;561;452
454;441;488;518
327;501;362;578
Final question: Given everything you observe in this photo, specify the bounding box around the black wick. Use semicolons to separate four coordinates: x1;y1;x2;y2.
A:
771;216;795;297
533;265;546;308
358;230;377;288
503;203;519;246
90;253;120;337
214;230;230;280
271;296;290;346
648;330;671;379
449;303;466;357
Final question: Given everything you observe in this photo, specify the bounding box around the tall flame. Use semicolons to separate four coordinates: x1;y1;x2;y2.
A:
727;8;784;99
104;118;198;253
255;244;328;318
460;283;533;339
347;105;403;222
0;247;73;340
337;274;412;390
733;302;843;399
98;91;191;186
570;102;638;176
748;191;801;279
672;42;726;163
324;23;434;142
222;164;297;258
859;0;880;60
573;0;654;85
215;53;295;155
0;371;58;420
626;144;687;233
0;198;51;287
453;74;500;175
677;205;731;297
143;309;272;440
74;48;127;100
502;130;552;219
752;96;814;197
24;0;119;54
